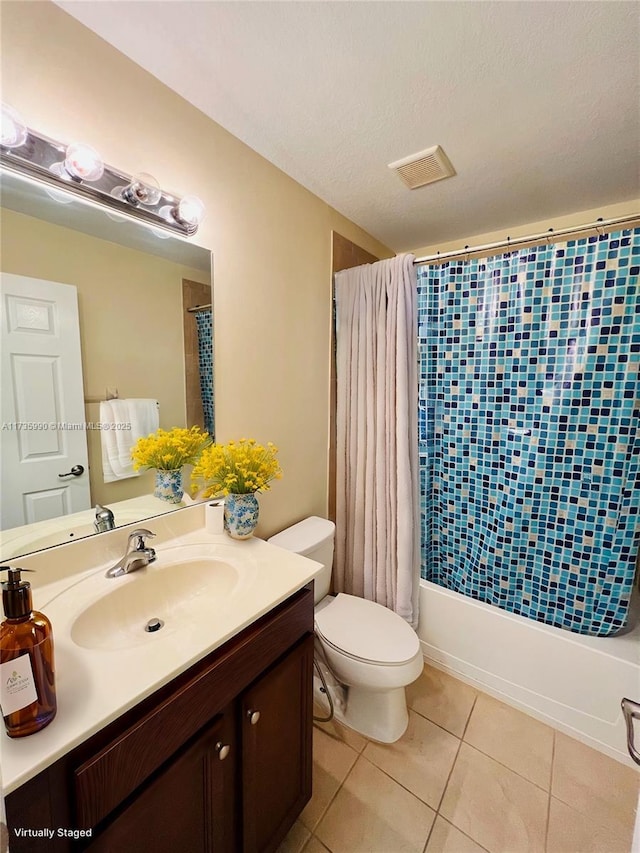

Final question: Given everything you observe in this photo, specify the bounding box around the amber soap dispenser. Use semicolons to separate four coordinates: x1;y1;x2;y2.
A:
0;567;56;737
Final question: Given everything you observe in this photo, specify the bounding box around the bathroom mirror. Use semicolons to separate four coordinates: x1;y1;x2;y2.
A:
0;168;213;560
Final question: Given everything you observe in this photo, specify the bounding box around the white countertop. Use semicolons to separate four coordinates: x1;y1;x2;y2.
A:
1;519;322;795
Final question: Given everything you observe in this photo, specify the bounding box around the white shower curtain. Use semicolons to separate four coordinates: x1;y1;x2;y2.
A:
334;253;420;627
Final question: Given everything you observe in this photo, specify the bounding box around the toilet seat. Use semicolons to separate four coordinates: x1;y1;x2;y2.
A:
314;593;420;666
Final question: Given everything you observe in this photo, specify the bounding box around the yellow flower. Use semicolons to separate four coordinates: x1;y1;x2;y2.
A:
131;426;211;471
191;438;283;498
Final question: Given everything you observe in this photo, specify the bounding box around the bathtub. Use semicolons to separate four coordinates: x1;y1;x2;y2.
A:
417;579;640;768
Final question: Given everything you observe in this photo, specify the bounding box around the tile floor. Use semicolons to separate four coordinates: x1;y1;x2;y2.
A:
278;663;640;853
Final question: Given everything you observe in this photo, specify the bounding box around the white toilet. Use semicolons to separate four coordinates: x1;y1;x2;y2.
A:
268;516;423;743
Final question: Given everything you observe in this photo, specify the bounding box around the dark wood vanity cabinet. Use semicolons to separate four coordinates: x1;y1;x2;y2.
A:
241;638;313;852
84;712;237;853
5;586;314;853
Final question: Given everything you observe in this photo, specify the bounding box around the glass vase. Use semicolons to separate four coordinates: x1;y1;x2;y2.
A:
154;469;184;504
224;493;259;539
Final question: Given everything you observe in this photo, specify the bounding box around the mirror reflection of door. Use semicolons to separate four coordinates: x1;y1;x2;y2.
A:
0;273;90;529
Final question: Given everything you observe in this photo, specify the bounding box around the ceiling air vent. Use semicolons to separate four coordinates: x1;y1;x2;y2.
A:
388;145;456;190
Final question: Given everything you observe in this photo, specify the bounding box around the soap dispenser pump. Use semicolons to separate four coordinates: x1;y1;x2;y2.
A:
0;567;57;737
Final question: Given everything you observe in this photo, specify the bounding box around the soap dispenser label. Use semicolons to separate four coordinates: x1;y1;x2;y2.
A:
0;653;38;716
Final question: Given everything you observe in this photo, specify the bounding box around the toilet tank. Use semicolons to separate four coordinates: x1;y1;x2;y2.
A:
268;516;335;603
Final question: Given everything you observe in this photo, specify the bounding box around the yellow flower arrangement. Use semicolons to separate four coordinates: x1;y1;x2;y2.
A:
131;426;211;472
191;438;282;497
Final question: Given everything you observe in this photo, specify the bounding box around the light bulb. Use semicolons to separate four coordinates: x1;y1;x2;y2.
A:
122;172;162;206
151;227;172;240
173;195;205;228
63;142;104;182
43;187;75;205
1;104;28;149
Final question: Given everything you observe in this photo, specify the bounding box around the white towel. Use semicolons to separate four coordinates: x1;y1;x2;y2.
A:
126;398;160;441
100;399;159;483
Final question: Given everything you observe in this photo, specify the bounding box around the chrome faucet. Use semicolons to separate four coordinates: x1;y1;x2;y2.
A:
94;504;115;533
105;529;156;578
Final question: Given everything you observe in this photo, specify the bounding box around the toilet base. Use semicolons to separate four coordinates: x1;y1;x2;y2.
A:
337;685;409;743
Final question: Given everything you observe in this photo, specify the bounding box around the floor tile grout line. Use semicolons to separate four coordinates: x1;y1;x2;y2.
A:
548;789;637;835
414;703;555;793
458;687;555;794
358;749;444;815
434;693;477;817
425;695;488;853
408;701;473;740
460;736;553;793
421;815;436;853
313;721;366;755
414;665;574;772
460;692;478;741
304;833;329;853
311;748;443;853
312;725;361;761
431;815;494;853
309;750;363;841
549;727;557;795
299;831;312;853
342;751;440;853
544;730;556;852
460;740;555;799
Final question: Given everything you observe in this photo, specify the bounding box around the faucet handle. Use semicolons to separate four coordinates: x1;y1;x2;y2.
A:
127;528;156;549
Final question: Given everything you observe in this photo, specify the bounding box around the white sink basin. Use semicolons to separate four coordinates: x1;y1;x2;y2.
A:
48;543;258;652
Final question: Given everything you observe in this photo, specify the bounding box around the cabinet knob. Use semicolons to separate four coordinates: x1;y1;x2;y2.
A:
247;709;261;726
215;742;231;761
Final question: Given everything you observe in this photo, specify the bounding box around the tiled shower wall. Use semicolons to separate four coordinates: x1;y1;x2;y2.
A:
182;278;212;433
195;309;214;439
417;228;640;635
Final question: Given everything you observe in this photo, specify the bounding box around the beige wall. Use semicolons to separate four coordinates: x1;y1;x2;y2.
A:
1;208;210;506
412;199;640;257
1;1;392;537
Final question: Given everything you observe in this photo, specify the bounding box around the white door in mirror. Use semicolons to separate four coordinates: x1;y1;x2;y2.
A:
0;274;90;529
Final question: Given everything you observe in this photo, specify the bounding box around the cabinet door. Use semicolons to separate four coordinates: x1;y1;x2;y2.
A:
241;634;313;853
86;712;237;853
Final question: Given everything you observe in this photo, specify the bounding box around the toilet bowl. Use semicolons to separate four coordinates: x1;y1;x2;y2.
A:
268;517;423;742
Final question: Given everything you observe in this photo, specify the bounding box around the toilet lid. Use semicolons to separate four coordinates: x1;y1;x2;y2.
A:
314;593;420;665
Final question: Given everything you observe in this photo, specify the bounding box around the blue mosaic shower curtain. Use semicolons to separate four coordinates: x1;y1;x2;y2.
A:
195;309;215;439
418;228;640;636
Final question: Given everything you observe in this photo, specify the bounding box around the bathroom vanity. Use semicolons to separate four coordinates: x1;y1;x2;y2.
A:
2;508;321;852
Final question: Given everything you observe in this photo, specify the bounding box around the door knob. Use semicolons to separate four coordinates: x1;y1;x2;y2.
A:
215;742;230;761
247;709;260;726
58;464;85;478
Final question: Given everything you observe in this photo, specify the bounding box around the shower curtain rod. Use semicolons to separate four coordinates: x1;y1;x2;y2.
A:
187;303;212;313
413;212;640;266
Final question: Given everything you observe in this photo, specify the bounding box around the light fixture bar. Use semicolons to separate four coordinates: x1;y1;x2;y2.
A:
0;112;204;237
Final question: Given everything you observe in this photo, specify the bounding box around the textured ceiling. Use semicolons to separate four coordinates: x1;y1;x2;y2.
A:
57;1;639;251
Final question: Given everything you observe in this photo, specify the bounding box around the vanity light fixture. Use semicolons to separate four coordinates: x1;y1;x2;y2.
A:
172;195;206;228
121;172;162;206
1;104;28;149
51;142;105;182
0;103;205;237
